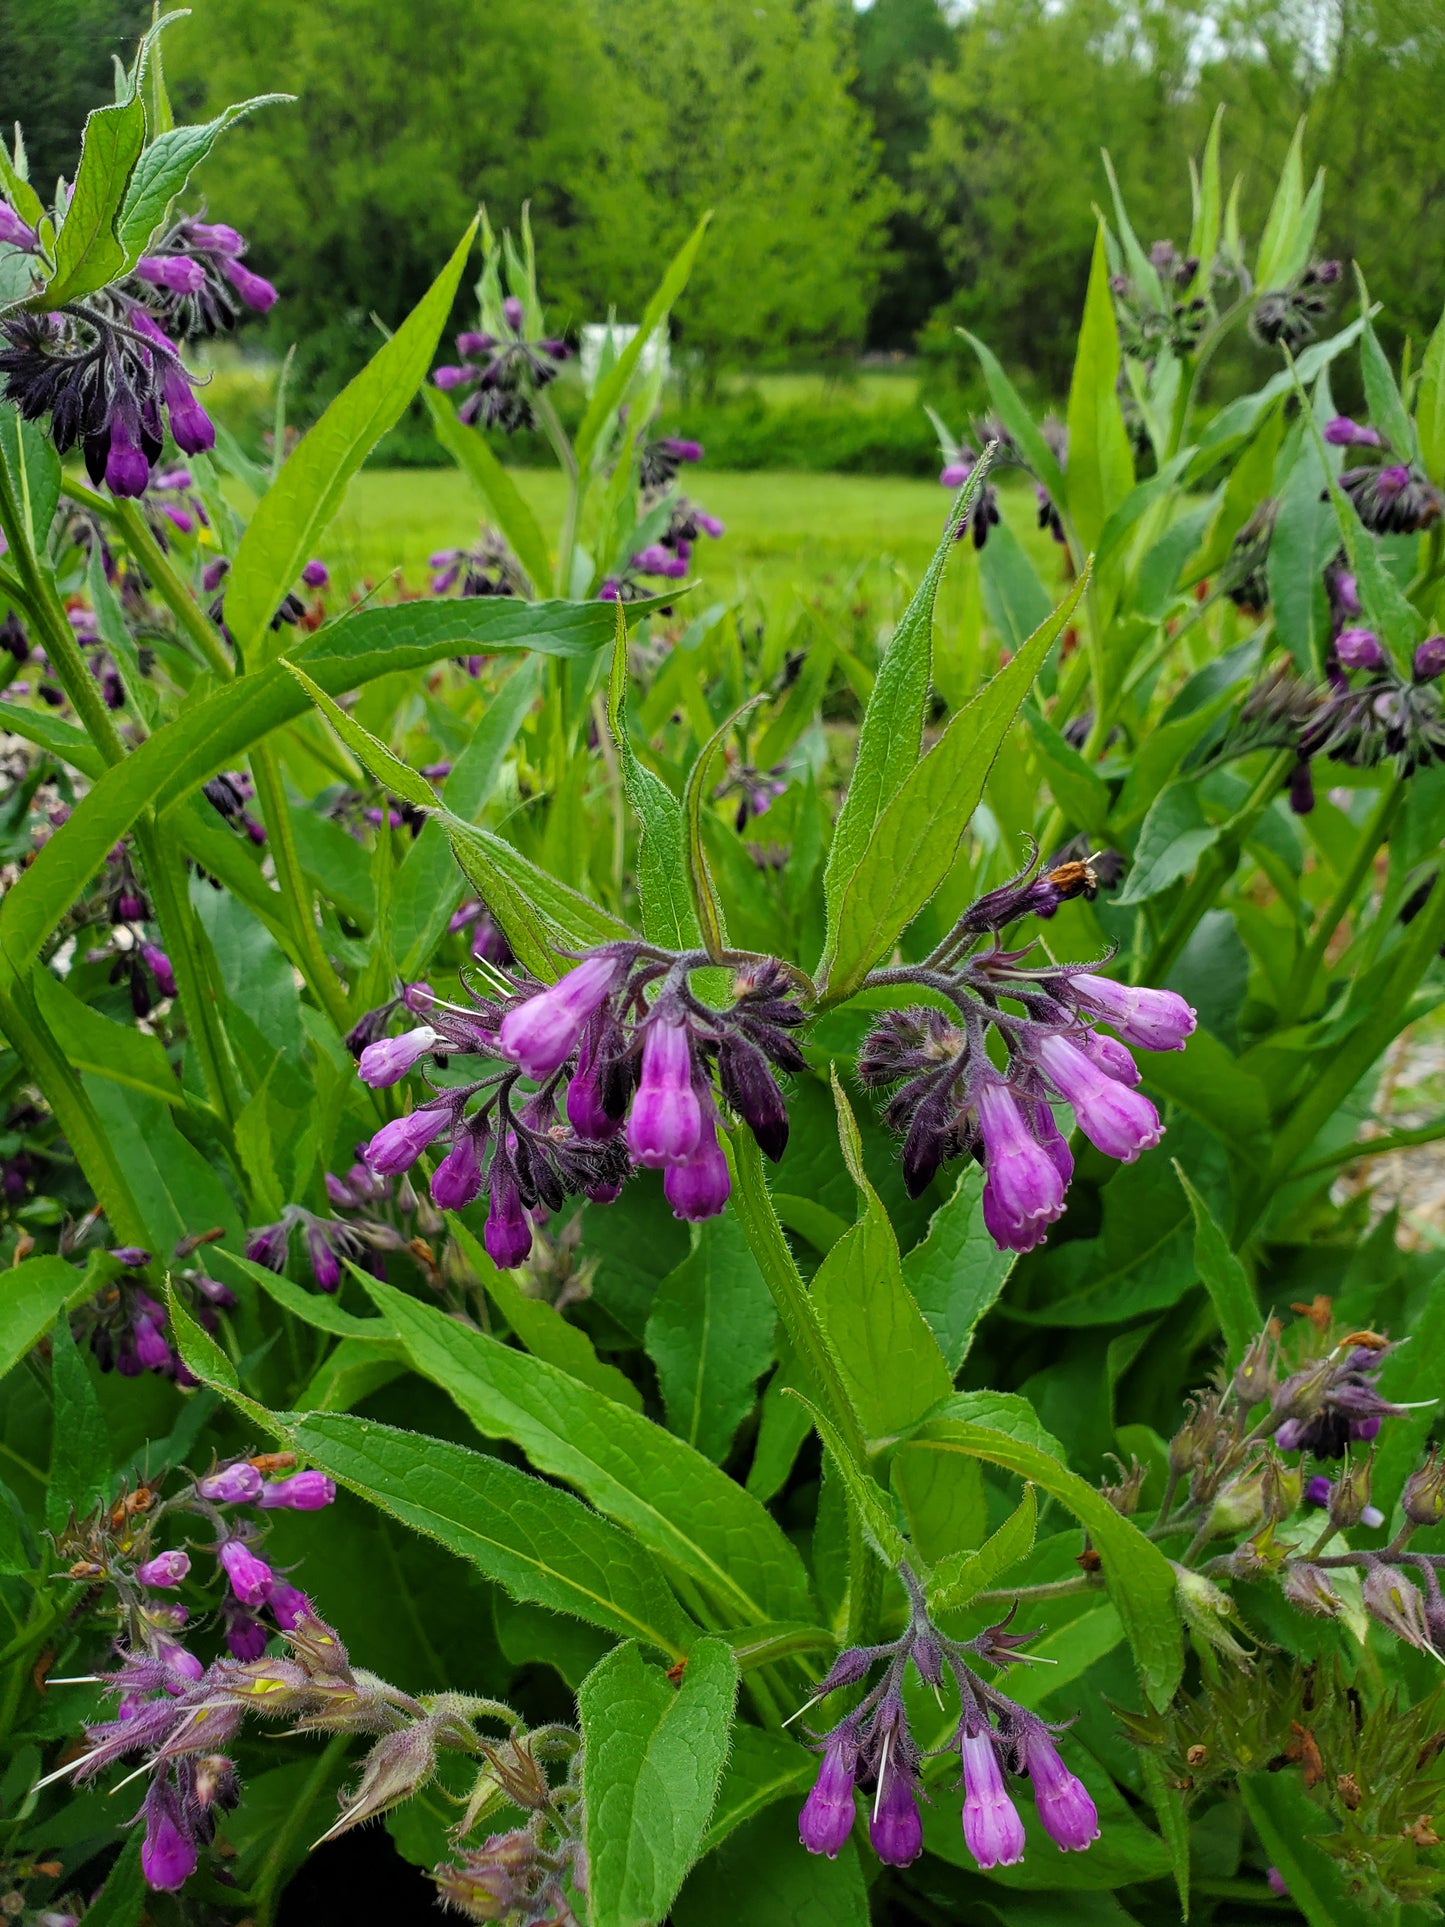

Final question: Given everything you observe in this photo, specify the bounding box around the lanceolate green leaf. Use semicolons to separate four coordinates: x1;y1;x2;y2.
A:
645;1213;776;1464
1065;227;1134;553
40;91;146;304
789;1390;909;1568
819;457;993;980
0;1254;85;1383
822;569;1088;1003
1254;118;1306;292
1419;300;1445;486
958;332;1067;508
226;220;477;666
579;1636;738;1927
927;1484;1037;1615
1356;269;1415;462
357;1273;815;1627
0;403;62;550
30;965;182;1107
575;212;710;474
905;1399;1182;1708
682;696;765;962
116;97;291;263
0;595;622;984
284;1412;697;1660
1174;1162;1258;1368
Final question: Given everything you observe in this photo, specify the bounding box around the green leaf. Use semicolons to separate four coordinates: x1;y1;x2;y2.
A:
819;465;991;978
356;1271;814;1627
82;1078;242;1256
0;1254;85;1382
1356;270;1415;462
46;1314;110;1533
77;1832;147;1927
1115;780;1219;906
212;1247;391;1341
701;1727;815;1857
1418;300;1445;486
116;97;290;263
958;332;1066;507
226;220;477;666
646;1214;776;1464
30;965;181;1106
822;570;1088;1002
607;607;703;950
1254;119;1306;292
926;1484;1036;1615
1173;1162;1257;1368
288;1411;696;1658
813;1078;951;1441
902;1166;1016;1372
1140;1751;1190;1922
575;213;710;475
788;1390;908;1567
579;1635;738;1927
0;402;62;552
0;592;619;985
422;386;553;594
41;92;146;304
284;660;440;813
1025;703;1111;836
678;1803;868;1927
1239;1775;1376;1927
1065;226;1134;552
1266;432;1335;671
1370;1256;1445;1513
906;1399;1181;1708
1186;106;1224;283
448;1215;642;1411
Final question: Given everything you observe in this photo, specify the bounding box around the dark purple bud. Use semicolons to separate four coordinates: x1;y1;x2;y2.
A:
357;1025;439;1087
484;1161;532;1269
502;296;525;331
202;557;229;594
132;1313;172;1374
940;459;972;488
1288;758;1315;815
109;1246;152;1267
141;943;177;998
628;1015;701;1168
224;1611;269;1660
267;1581;313;1630
218;1538;273;1607
0;203;38;250
799;1729;859;1858
259;1471;336;1511
305;1224;340;1293
222;258;277;312
106;417;151;498
198;1463;263;1505
1022;1730;1099;1852
137;1550;191;1588
187;221;245;255
717;1032;789;1161
567;1028;623;1142
363;1107;451;1175
1414;635;1445;681
195;1273;239;1310
1336;627;1384;670
244;1221;290;1272
301;559;329;589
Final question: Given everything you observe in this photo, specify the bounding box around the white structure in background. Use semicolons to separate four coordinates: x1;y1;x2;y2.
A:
579;321;669;397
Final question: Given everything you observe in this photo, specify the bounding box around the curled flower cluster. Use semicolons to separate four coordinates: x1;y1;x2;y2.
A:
798;1566;1098;1871
859;850;1195;1250
348;944;805;1267
936;413;1067;549
73;1239;235;1382
0;198;273;498
1326;413;1445;536
433;303;571;434
429;525;529;599
1110;237;1214;358
1250;258;1342;352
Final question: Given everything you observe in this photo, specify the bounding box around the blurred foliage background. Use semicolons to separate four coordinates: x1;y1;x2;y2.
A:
4;0;1444;461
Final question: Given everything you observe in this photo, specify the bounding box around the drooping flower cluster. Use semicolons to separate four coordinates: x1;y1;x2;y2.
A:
347;943;806;1268
72;1238;236;1382
859;849;1195;1250
0;190;275;497
429;525;529;599
1250;258;1342;352
798;1565;1098;1871
935;413;1068;549
1326;414;1445;536
1110;237;1215;358
433;302;571;434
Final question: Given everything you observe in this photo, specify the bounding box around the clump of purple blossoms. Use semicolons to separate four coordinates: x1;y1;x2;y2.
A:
349;945;806;1267
72;1240;236;1384
244;1201;387;1294
639;434;704;490
0;201;273;496
433;304;570;434
798;1565;1098;1870
859;848;1195;1250
1271;1337;1411;1459
428;525;529;599
1321;413;1445;537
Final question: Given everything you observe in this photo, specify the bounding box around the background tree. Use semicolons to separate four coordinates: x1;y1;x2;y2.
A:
0;0;150;187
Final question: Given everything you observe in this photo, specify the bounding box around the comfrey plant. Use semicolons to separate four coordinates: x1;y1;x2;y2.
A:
7;61;1445;1927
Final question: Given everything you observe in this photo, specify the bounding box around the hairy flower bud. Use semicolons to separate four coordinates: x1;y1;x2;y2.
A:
1021;1729;1099;1852
1282;1562;1342;1618
1402;1448;1445;1528
218;1539;273;1608
197;1463;263;1505
1362;1564;1439;1655
364;1107;452;1176
1336;627;1384;671
358;1025;440;1087
259;1471;336;1512
137;1550;191;1589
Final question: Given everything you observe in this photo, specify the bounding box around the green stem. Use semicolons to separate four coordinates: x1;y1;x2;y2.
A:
971;1574;1098;1608
1407;520;1444;602
1140;750;1293;985
1290;1112;1445;1182
106;496;234;679
250;739;352;1033
846;1512;882;1648
1277;775;1404;1024
132;815;243;1128
534;390;580;597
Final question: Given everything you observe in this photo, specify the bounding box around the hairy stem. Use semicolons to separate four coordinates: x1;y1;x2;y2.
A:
250;741;353;1034
1277;773;1404;1024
